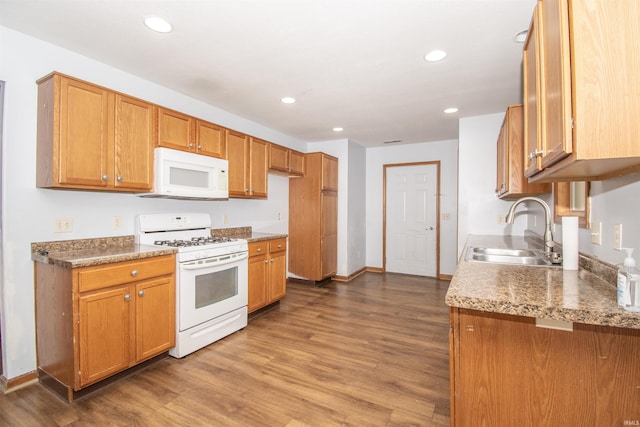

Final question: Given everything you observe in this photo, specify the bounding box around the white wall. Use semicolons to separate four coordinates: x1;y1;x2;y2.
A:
347;141;367;275
0;26;305;379
457;113;529;254
365;140;459;276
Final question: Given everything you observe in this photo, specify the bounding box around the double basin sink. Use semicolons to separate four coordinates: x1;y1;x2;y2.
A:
466;246;562;267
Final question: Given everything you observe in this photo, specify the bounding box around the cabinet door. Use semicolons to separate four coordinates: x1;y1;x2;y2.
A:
523;5;543;178
157;107;195;152
135;276;175;362
78;286;133;387
249;138;268;198
321;192;338;278
248;253;269;313
268;144;290;173
269;250;287;302
58;76;112;187
227;130;249;197
539;0;572;169
289;150;305;176
322;155;338;191
196;120;226;158
495;121;507;195
114;94;153;190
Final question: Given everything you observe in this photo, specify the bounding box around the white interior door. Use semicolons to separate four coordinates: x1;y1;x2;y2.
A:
385;164;438;277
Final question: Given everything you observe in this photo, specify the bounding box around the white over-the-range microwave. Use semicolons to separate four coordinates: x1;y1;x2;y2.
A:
138;147;229;200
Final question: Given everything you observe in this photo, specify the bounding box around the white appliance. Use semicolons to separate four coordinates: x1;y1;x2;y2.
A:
138;148;229;200
136;213;248;358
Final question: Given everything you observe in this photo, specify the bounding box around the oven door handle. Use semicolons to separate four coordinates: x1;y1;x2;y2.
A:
180;252;248;271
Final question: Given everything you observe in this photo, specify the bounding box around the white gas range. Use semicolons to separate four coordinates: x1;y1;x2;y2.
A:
136;213;248;358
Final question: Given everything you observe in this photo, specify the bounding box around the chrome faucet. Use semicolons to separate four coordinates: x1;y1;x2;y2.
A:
505;196;555;255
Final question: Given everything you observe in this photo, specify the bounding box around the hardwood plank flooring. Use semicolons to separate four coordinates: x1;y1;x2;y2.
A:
0;272;451;426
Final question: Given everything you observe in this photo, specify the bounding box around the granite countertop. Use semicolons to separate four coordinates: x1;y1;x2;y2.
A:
446;234;640;330
31;236;177;269
211;226;287;242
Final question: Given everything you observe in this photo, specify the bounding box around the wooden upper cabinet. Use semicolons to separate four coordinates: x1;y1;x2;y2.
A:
226;129;250;197
226;130;268;198
36;73;153;192
195;120;226;158
249;137;268;198
268;144;305;176
156;107;226;158
114;94;153;190
496;104;550;199
523;4;544;178
525;0;640;182
156;107;194;152
322;155;338;191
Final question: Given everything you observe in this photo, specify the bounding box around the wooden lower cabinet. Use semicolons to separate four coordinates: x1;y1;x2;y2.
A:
35;255;175;402
449;308;640;426
247;238;287;313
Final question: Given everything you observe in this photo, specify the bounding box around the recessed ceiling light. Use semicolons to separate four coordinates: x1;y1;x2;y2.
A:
424;50;447;62
332;127;343;132
144;16;172;33
281;97;296;104
444;107;459;114
514;30;528;43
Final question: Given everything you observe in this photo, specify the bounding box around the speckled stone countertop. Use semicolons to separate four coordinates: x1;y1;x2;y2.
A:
446;234;640;330
211;227;287;242
31;236;177;269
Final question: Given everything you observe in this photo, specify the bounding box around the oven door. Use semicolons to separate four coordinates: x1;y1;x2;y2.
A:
177;251;248;332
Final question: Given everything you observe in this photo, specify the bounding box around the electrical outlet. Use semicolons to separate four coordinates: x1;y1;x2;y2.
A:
591;222;602;245
112;216;122;229
277;212;282;221
613;224;623;250
54;217;73;233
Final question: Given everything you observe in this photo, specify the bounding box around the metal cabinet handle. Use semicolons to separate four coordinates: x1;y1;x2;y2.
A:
264;260;268;264
270;259;274;263
198;145;202;149
256;248;262;252
117;176;123;182
124;294;131;301
102;174;109;181
138;290;145;297
278;244;282;248
189;143;194;147
528;149;543;160
131;270;138;277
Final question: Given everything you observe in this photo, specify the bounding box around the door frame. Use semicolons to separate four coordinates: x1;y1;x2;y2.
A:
383;161;441;278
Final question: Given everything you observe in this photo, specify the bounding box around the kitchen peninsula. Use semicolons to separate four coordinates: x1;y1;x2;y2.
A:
446;235;640;426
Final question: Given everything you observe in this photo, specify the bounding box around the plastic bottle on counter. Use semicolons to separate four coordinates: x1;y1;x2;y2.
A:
617;248;640;312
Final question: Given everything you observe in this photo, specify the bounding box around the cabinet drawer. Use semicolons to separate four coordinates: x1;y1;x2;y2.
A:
248;241;269;257
269;238;287;254
77;255;175;293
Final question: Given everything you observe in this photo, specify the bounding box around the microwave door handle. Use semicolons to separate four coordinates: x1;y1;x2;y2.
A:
180;252;249;270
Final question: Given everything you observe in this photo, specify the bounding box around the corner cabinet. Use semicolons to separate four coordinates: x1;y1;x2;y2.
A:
524;0;640;182
227;130;268;198
289;153;338;281
34;255;176;403
156;107;226;158
496;104;550;199
449;308;640;426
36;73;153;192
247;238;287;313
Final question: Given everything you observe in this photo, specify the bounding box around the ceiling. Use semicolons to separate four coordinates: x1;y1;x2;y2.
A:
0;0;536;147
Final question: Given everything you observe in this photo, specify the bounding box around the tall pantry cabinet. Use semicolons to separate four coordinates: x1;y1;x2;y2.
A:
289;153;338;281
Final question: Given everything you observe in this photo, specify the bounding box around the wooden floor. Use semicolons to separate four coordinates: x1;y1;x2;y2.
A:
0;272;451;426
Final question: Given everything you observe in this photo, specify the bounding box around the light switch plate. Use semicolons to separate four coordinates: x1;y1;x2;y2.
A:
613;224;622;250
591;222;602;245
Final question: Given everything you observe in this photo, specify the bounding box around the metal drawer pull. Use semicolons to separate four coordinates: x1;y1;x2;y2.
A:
256;248;262;252
124;294;131;301
102;174;109;181
138;290;145;297
131;270;138;277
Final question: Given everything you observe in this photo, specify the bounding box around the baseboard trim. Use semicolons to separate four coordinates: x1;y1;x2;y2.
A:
333;266;368;282
365;266;384;273
1;370;38;394
438;274;453;280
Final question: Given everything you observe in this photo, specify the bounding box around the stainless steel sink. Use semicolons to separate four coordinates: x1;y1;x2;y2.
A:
466;246;560;267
